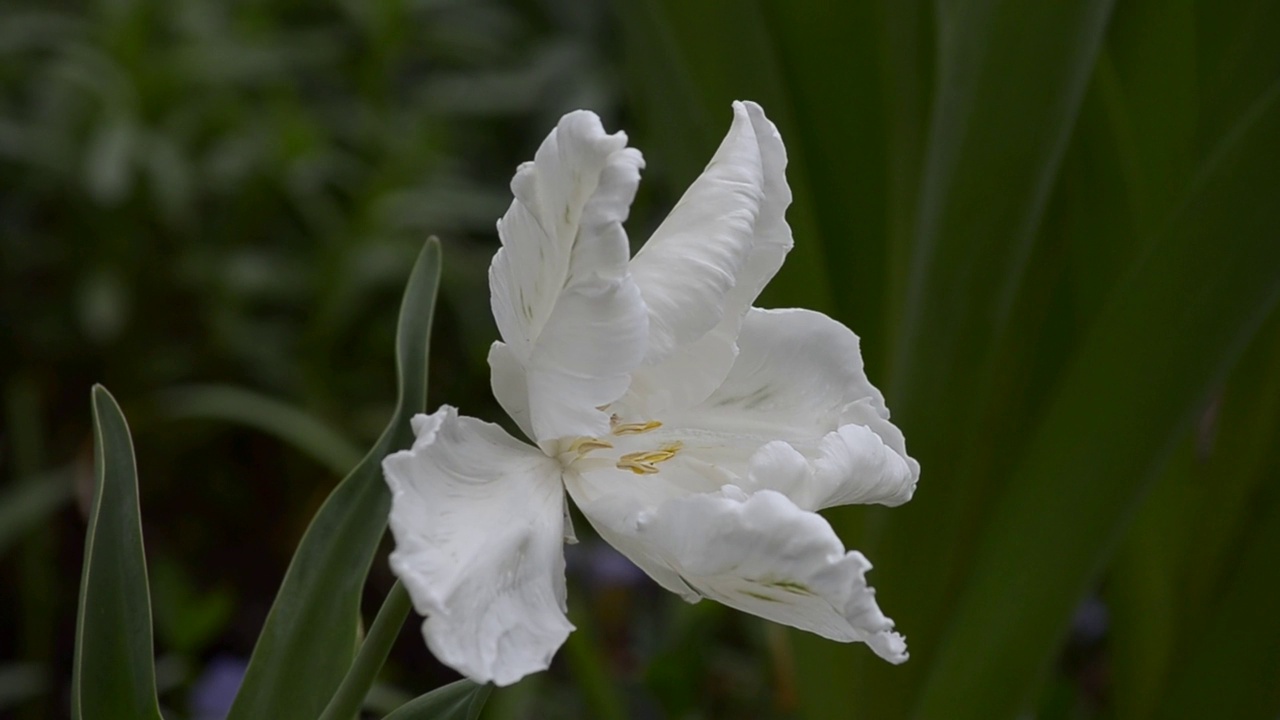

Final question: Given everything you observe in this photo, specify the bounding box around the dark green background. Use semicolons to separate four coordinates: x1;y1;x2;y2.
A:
3;0;1279;717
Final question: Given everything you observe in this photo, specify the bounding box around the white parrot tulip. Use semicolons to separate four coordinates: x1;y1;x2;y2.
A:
382;101;919;686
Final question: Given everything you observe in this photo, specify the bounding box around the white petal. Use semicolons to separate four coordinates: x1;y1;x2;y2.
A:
733;102;795;312
743;426;914;510
672;307;918;508
572;482;907;662
489;111;649;444
488;341;533;441
382;406;573;686
563;472;700;602
626;102;794;414
629;101;763;365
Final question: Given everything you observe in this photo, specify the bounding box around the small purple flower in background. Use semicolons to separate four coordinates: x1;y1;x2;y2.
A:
189;655;247;720
568;541;650;591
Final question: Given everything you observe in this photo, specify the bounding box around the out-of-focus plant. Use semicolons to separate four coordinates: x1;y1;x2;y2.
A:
618;0;1280;718
9;0;1280;717
0;0;612;417
1;0;623;716
74;241;495;720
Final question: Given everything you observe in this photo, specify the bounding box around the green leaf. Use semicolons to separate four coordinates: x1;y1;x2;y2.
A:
1057;6;1198;717
1155;450;1280;719
850;1;1114;715
910;79;1280;720
563;592;629;720
382;680;491;720
317;582;412;720
160;384;362;476
887;0;1114;402
1108;315;1280;720
226;237;441;720
72;386;163;720
615;0;836;316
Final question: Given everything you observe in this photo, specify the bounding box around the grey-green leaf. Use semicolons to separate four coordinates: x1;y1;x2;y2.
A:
226;237;441;720
72;386;163;720
383;680;491;720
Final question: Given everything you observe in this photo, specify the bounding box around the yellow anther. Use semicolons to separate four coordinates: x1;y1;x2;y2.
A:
611;420;664;436
616;442;682;475
617;458;661;475
568;437;613;456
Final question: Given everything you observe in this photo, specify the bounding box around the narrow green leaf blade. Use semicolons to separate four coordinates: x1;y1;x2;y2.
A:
227;238;441;720
858;2;1114;715
382;680;491;720
1070;6;1198;715
161;384;362;476
615;0;836;316
889;0;1114;401
1156;453;1280;719
1110;315;1280;720
317;582;413;720
72;386;163;720
911;82;1280;720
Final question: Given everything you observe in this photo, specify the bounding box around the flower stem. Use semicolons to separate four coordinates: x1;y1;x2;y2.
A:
564;595;628;720
318;581;412;720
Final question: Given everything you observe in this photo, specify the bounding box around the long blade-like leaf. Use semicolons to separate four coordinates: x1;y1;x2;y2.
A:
614;0;835;316
911;82;1280;720
72;386;163;720
1109;314;1280;720
227;238;441;720
1155;445;1280;719
382;680;491;720
1065;6;1197;715
160;384;362;476
859;2;1114;715
317;582;412;720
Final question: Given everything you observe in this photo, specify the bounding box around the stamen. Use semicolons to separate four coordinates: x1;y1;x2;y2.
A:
617;458;660;475
612;420;664;436
568;437;613;457
616;442;682;475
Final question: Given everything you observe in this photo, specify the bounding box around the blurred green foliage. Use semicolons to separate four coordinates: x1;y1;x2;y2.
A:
4;0;1280;718
619;1;1280;718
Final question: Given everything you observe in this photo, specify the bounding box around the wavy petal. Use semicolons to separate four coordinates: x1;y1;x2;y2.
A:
626;102;794;415
743;426;914;510
489;111;649;444
569;481;906;662
670;307;918;508
382;406;572;686
629;101;763;364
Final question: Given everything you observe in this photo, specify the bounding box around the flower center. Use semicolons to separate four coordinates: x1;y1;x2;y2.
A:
561;415;681;474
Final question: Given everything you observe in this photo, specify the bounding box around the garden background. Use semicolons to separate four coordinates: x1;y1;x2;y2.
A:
3;0;1279;718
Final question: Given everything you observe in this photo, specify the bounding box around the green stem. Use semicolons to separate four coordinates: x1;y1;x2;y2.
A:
564;596;629;720
318;581;413;720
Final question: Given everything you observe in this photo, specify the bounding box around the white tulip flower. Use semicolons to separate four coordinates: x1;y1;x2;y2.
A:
383;101;919;686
